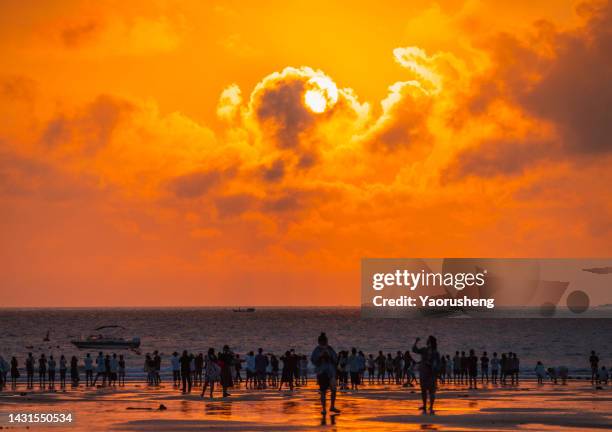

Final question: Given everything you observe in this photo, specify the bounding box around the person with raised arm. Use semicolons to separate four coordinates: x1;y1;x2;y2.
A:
412;336;440;414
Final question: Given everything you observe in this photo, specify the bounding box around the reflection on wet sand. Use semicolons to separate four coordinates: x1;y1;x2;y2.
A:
205;401;232;416
0;381;610;431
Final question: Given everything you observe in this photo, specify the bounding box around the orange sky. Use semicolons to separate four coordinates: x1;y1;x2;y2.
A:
1;0;611;306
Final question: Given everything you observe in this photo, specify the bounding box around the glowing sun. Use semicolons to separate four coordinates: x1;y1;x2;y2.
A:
304;75;338;113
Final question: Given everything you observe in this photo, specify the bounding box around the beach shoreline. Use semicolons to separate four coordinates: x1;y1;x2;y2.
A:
1;380;610;431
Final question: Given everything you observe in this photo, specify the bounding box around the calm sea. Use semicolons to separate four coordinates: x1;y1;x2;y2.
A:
0;308;610;379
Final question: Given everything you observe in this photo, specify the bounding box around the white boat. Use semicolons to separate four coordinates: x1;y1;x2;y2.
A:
71;326;140;350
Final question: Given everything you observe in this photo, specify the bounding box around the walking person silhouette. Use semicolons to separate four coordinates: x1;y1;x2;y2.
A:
311;332;341;416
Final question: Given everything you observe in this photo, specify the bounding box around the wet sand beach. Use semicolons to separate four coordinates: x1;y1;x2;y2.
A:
1;380;610;431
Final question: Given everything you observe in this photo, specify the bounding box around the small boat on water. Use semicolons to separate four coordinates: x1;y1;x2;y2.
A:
233;307;256;313
71;325;141;350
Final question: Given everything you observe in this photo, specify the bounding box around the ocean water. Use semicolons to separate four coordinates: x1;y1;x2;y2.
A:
0;308;610;379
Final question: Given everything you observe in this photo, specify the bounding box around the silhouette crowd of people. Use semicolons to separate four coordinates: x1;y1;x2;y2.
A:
0;339;608;416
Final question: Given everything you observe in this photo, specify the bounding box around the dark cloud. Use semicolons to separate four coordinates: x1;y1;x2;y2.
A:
41;117;71;148
260;186;340;217
297;152;318;170
262;193;301;213
40;95;133;153
215;193;256;217
261;159;285;182
442;138;552;182
168;169;227;199
61;20;100;48
169;172;219;198
519;1;612;154
447;1;612;181
1;75;36;101
254;78;314;150
83;95;132;151
367;85;432;151
0;143;96;200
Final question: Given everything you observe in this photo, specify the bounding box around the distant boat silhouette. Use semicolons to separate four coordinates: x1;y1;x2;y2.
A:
233;307;256;313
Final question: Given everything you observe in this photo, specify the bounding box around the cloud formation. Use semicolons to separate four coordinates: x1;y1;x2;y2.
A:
451;1;612;179
2;0;612;306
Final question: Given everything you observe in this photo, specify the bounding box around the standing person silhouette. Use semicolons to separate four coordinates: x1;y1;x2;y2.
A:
218;345;234;397
180;350;192;394
48;355;56;389
512;353;520;385
70;356;79;387
385;353;394;384
376;351;386;384
279;350;296;391
535;361;546;384
201;348;220;399
412;336;440;414
460;351;467;385
195;353;204;387
348;348;361;390
452;351;460;384
84;353;93;386
171;352;180;387
255;348;268;389
404;351;416;386
589;351;599;383
38;354;47;388
153;351;162;385
10;357;19;389
467;349;478;389
104;355;111;386
480;352;489;383
500;353;508;384
367;354;375;384
490;352;499;384
59;355;67;388
290;349;300;387
92;352;105;386
109;353;118;387
118;355;126;386
26;353;34;388
234;354;243;384
445;355;452;383
311;332;340;416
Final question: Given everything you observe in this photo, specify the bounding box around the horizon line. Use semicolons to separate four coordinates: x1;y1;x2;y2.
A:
0;305;360;309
